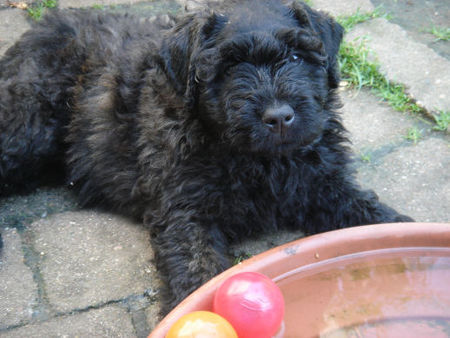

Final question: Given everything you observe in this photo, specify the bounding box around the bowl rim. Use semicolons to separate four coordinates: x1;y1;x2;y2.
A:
149;222;450;337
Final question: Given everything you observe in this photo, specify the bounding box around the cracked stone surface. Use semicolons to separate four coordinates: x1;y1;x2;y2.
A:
28;211;159;313
313;0;374;17
59;0;144;8
355;137;450;222
339;88;417;153
0;228;38;328
1;305;135;337
0;9;30;56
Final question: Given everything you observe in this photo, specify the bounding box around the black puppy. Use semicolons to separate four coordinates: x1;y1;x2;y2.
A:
0;0;412;313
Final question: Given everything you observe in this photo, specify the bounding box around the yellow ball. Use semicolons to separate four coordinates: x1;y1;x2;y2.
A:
166;311;238;338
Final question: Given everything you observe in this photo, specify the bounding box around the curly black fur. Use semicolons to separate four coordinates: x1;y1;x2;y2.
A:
0;0;412;314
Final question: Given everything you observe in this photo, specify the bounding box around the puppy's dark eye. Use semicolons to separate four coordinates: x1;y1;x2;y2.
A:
289;54;302;63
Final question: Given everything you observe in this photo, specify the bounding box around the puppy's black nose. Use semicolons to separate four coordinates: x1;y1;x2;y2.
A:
263;105;295;134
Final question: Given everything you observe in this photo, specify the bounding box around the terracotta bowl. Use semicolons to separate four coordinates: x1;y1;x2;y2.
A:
149;223;450;337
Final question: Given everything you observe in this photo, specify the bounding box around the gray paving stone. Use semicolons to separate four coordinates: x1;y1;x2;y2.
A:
28;211;158;313
0;228;38;328
339;88;415;153
145;303;161;333
313;0;374;18
176;0;224;12
177;0;374;15
176;0;202;11
59;0;144;9
346;18;450;114
356;137;450;222
0;9;31;57
2;305;136;337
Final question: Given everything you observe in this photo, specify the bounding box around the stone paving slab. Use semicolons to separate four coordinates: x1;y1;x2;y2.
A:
0;228;38;328
59;0;145;9
346;18;450;115
2;305;136;337
145;303;162;334
338;88;449;223
0;9;30;56
339;88;416;153
28;211;159;313
355;137;450;222
313;0;374;17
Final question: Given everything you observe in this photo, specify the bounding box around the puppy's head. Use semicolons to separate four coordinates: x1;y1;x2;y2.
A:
159;0;344;155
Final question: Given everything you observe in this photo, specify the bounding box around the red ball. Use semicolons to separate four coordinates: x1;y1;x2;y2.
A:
213;272;285;338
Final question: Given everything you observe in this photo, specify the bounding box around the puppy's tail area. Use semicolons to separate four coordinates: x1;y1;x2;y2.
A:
0;12;87;196
0;75;69;196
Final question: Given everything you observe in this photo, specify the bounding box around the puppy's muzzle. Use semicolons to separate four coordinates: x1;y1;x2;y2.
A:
262;104;295;135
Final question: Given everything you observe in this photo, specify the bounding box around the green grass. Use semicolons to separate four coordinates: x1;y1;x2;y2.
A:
432;111;450;131
91;4;105;10
233;253;253;265
28;0;57;20
336;8;431;122
338;39;424;115
337;9;449;132
337;7;389;32
428;26;450;42
405;127;422;144
360;152;372;163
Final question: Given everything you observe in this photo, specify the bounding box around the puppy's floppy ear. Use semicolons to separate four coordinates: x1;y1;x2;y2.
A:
158;11;226;108
290;1;344;88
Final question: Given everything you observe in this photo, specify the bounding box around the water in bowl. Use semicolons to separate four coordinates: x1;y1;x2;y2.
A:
274;248;450;337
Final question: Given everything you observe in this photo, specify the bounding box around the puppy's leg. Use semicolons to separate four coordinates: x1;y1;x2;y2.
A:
305;180;413;234
354;189;414;224
150;214;230;315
